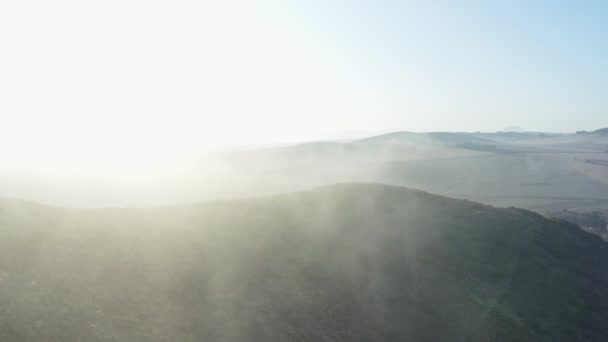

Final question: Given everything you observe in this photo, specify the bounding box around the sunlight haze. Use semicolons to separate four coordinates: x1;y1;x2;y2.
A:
1;0;607;204
4;3;608;340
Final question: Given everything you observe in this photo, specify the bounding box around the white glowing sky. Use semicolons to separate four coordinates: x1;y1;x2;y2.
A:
0;0;356;174
1;0;607;175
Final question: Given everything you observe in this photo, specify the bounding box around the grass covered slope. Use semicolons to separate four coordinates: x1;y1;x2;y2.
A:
1;184;608;341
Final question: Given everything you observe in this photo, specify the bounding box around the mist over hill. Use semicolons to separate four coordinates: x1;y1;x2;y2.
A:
354;131;500;146
591;128;608;136
2;1;607;341
3;128;608;211
499;126;527;133
515;131;608;151
2;184;608;341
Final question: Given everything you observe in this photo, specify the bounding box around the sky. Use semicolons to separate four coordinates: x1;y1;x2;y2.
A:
0;0;607;172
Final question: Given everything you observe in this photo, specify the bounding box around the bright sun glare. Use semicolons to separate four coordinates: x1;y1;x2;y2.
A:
0;0;356;177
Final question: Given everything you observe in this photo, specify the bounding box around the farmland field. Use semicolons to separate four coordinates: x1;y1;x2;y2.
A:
354;151;608;217
206;142;608;219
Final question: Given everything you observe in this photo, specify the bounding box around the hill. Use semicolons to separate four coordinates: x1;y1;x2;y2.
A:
219;137;486;173
591;128;608;136
355;131;499;146
2;184;608;341
515;131;608;151
499;126;526;133
465;131;562;144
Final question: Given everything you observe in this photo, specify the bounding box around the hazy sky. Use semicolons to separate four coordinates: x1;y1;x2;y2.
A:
1;0;607;169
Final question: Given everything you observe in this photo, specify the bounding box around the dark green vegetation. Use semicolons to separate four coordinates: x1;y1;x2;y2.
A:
546;210;607;230
546;210;608;240
2;184;608;341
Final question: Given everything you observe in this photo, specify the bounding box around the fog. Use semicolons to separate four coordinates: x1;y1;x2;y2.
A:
0;135;487;207
3;130;608;213
3;181;608;341
3;0;608;340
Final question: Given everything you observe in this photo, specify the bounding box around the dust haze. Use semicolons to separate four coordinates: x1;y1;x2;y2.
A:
3;1;608;341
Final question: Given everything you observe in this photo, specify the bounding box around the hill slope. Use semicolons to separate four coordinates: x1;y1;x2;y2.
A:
516;131;608;151
1;184;608;341
220;137;486;173
591;128;608;136
355;131;499;146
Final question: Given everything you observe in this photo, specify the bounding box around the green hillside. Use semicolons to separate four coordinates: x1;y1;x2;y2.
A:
1;184;608;341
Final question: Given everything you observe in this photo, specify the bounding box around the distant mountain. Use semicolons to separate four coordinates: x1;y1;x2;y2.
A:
2;183;608;341
499;126;527;133
218;132;502;174
313;129;380;140
355;131;499;146
465;131;545;143
516;130;608;151
219;134;489;173
591;128;608;136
